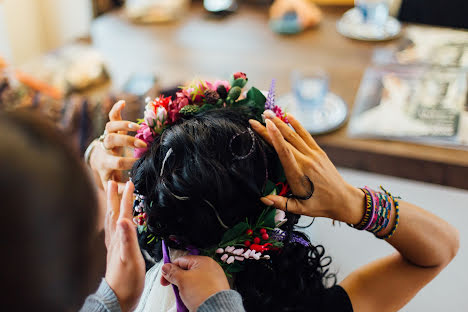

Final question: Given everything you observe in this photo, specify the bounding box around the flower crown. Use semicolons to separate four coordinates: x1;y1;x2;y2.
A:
134;72;287;158
132;73;305;275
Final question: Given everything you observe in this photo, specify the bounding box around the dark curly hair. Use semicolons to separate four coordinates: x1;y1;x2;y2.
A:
132;108;335;311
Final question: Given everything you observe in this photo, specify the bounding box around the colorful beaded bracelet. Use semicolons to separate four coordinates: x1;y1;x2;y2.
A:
375;187;400;240
350;186;401;240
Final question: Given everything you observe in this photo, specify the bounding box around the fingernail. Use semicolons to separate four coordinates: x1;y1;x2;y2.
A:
107;180;113;190
265;118;274;128
263;109;276;119
249;119;260;128
135;140;147;148
128;123;139;129
261;197;274;206
117;100;125;106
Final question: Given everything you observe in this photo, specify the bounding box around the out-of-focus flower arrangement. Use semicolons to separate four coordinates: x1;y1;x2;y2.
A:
134;72;288;157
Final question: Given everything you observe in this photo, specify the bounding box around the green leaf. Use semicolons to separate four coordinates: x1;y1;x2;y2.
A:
245;87;266;117
263;180;277;197
199;103;215;113
246;87;266;107
231;78;247;88
263;208;277;229
220;222;249;245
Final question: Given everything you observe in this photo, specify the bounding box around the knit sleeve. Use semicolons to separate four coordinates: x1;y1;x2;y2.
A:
197;290;245;312
80;279;122;312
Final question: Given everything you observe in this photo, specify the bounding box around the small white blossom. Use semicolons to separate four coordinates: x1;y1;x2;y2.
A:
233;248;244;255
227;256;235;264
221;254;228;262
216;248;224;254
225;246;235;253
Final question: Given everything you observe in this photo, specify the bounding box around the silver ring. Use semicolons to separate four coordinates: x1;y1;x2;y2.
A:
99;130;111;150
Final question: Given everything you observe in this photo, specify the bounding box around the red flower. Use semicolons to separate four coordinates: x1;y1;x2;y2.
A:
233;72;247;80
249;243;273;253
276;182;291;196
152;95;171;111
168;91;191;123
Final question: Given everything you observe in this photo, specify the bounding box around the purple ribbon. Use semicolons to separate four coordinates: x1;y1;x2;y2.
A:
162;240;189;312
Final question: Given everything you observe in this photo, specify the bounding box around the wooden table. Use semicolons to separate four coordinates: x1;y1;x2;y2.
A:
91;3;468;190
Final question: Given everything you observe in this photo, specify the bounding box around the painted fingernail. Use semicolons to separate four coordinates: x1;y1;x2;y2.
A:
249;119;260;127
261;197;274;206
116;100;125;106
265;118;274;129
263;109;276;119
128;123;139;129
107;180;113;190
135;140;147;148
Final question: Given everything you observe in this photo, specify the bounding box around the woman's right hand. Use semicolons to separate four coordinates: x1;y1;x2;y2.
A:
249;111;365;225
89;100;147;192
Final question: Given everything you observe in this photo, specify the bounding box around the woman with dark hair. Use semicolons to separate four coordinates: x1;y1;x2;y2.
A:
0;110;245;312
92;101;459;312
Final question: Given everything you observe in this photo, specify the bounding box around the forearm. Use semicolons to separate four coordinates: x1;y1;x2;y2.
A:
384;201;459;268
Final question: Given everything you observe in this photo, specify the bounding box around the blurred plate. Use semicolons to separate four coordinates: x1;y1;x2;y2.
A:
337;8;402;41
277;92;348;135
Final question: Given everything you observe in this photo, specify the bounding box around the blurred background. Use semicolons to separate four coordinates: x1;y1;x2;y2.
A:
0;0;467;310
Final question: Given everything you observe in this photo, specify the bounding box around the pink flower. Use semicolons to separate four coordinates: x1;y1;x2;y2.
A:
275;209;287;226
144;104;158;127
134;123;155;158
233;72;247;80
205;80;231;92
168;91;190;123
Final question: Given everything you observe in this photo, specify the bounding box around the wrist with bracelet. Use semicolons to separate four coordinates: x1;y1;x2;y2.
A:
349;186;400;240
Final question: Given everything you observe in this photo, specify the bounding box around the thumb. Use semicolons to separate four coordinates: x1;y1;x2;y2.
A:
161;263;184;287
261;195;302;215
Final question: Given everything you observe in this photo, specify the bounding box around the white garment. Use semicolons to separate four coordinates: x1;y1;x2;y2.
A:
135;249;189;312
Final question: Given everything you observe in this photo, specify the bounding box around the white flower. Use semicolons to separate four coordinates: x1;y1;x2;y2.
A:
235;256;244;261
216;248;224;254
221;254;228;262
233;248;244;255
225;246;235;253
227;256;235;264
263;255;271;260
252;252;260;260
275;209;287;226
243;249;252;258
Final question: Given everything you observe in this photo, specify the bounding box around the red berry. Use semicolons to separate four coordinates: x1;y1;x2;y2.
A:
244;240;251;247
246;229;253;236
253;237;261;244
142;213;147;219
260;228;267;234
138;218;145;225
262;233;269;240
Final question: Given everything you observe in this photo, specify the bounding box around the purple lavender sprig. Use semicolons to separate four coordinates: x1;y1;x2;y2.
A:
265;79;276;110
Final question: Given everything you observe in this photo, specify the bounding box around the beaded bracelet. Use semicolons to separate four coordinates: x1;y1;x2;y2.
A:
375;187;400;240
349;186;401;240
352;188;374;230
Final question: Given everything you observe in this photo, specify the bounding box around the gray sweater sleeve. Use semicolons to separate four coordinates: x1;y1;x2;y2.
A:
80;279;121;312
197;290;246;312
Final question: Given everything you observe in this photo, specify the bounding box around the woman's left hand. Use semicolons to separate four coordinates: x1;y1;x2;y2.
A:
249;111;364;224
105;180;145;312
